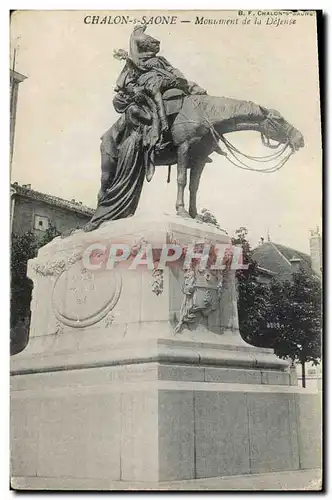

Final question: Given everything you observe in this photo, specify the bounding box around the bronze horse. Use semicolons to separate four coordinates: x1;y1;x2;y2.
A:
98;94;304;222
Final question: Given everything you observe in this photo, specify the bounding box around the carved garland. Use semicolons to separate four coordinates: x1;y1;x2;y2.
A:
152;268;164;296
31;251;82;277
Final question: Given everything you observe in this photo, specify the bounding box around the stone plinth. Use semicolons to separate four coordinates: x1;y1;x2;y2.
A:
10;215;321;488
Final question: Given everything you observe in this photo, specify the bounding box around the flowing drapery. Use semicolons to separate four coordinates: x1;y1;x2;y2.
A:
84;129;145;231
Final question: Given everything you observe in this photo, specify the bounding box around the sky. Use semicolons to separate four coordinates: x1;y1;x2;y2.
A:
10;10;322;253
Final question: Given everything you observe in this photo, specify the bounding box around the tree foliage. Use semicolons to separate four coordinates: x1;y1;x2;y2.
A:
11;231;38;329
10;223;60;354
264;269;322;364
231;227;271;347
232;228;322;386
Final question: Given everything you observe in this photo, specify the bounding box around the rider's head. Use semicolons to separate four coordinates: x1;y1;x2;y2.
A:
131;24;160;56
140;35;160;55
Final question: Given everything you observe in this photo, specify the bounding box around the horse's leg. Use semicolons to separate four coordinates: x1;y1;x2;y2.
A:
189;158;206;219
176;141;190;217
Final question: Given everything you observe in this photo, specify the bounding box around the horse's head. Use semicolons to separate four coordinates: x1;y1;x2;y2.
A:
261;109;304;152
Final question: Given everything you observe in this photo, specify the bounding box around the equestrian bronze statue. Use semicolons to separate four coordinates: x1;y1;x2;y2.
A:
85;24;304;232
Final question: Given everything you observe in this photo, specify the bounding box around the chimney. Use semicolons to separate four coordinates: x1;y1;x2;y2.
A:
309;227;322;275
290;256;301;273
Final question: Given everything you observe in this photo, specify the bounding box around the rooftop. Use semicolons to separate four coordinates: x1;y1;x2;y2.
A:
252;241;314;280
11;182;95;217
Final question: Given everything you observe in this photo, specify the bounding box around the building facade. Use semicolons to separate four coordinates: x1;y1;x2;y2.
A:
309;227;322;277
11;182;94;237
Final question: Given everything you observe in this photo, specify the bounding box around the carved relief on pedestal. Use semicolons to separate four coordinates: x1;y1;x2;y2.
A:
174;266;226;334
166;232;181;247
151;268;164;296
130;237;149;257
52;259;122;329
31;251;82;277
104;313;115;328
55;320;64;335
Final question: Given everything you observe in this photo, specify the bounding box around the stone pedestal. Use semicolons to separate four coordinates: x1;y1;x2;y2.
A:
10;215;321;489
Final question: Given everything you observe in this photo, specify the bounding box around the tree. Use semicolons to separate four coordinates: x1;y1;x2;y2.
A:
11;231;38;327
231;227;271;347
10;223;60;355
231;228;322;388
263;269;322;388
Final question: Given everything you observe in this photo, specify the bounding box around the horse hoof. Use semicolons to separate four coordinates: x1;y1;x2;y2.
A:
189;209;197;219
176;207;190;218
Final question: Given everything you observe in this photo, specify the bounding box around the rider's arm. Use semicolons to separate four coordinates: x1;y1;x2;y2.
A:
157;56;186;79
127;104;152;126
157;56;207;94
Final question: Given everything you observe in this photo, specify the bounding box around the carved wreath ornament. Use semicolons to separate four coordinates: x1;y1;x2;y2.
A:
32;250;122;330
52;263;122;329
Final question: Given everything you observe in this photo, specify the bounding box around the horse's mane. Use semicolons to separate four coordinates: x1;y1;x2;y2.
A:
185;95;264;123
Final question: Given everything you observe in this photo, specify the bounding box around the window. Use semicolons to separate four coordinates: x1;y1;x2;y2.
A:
34;215;49;231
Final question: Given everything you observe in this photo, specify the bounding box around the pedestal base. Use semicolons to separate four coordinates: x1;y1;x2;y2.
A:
11;469;322;491
11;337;321;485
